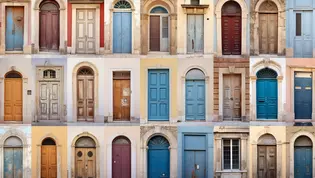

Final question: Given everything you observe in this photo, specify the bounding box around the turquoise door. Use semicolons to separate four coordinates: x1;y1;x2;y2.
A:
6;7;24;51
295;72;312;119
294;11;313;58
113;12;132;53
148;136;170;178
148;69;169;121
256;68;278;119
4;148;23;177
294;147;312;178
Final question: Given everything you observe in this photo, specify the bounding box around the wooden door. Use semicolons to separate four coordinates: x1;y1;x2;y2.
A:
5;6;24;51
259;13;278;54
257;146;276;178
39;82;61;120
185;80;205;120
75;148;96;178
223;74;241;120
76;9;95;54
113;72;130;121
113;12;132;53
112;140;131;178
4;148;23;178
187;15;204;53
294;72;312;119
41;145;57;178
77;74;94;121
4;78;23;121
294;147;312;178
150;16;160;51
39;2;59;51
294;11;313;57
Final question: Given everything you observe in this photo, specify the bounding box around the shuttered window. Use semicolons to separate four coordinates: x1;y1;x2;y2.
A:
223;139;240;170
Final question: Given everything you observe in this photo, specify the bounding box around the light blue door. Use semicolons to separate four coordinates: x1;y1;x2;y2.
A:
294;11;312;57
294;72;312;119
4;148;23;177
113;12;132;53
6;7;24;51
294;147;312;178
148;69;169;121
186;80;205;120
148;136;170;178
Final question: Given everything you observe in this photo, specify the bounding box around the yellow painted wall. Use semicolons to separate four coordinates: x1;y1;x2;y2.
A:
140;58;178;122
32;126;68;178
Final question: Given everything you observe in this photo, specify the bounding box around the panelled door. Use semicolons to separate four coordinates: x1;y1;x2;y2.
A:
113;72;131;121
294;11;312;58
77;68;94;121
294;72;312;119
76;9;95;54
187;15;204;53
5;78;23;121
39;82;60;120
41;146;57;178
39;1;59;51
113;12;132;53
259;13;278;54
223;74;241;120
75;148;96;178
257;146;276;178
112;137;131;178
4;148;23;178
294;147;312;178
185;80;205;120
222;1;241;55
6;6;24;51
148;69;169;121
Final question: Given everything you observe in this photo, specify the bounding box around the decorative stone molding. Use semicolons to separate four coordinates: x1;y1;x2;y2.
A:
181;4;209;14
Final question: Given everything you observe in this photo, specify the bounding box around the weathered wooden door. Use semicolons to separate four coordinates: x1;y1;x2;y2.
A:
187;15;204;53
222;1;241;55
41;145;57;178
294;72;312;119
223;74;241;120
75;148;96;178
112;137;131;178
294;11;313;57
39;82;60;120
76;9;95;54
6;6;24;51
4;148;23;178
77;68;94;121
148;69;169;121
259;13;277;54
5;75;23;121
148;136;170;178
150;16;160;51
113;12;132;53
39;1;59;51
294;147;312;178
257;146;276;178
113;72;130;121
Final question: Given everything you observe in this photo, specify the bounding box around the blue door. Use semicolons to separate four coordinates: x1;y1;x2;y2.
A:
113;12;132;53
295;72;312;119
148;69;169;121
4;148;23;177
186;80;205;120
6;7;24;51
294;11;312;58
148;136;170;178
294;147;312;178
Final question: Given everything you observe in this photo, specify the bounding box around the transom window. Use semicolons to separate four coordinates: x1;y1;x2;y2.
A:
114;0;131;8
43;69;56;78
77;67;94;76
256;68;278;79
186;68;205;80
5;71;22;78
223;139;240;170
150;6;168;13
75;136;96;148
42;138;56;145
113;136;130;144
4;136;23;147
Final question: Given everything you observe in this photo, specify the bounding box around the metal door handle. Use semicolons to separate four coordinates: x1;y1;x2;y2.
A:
192;39;194;49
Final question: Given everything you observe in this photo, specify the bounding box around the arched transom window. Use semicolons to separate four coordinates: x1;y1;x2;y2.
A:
114;0;131;8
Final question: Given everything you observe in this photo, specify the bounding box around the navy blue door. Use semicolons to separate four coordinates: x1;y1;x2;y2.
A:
148;136;170;178
113;12;132;53
294;11;312;58
295;72;312;119
186;80;205;120
294;147;312;178
6;7;24;51
148;69;169;121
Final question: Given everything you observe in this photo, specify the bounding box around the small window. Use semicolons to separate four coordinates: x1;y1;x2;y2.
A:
114;0;131;8
43;69;56;78
162;17;168;38
296;13;301;36
223;139;240;170
191;0;199;5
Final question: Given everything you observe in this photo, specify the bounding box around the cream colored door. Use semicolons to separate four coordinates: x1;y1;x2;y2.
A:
76;9;95;54
223;74;241;120
39;82;60;120
75;148;96;178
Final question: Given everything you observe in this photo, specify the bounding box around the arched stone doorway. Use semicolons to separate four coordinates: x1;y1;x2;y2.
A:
112;136;131;178
75;136;96;178
294;136;313;178
41;138;57;178
3;136;23;177
257;134;277;178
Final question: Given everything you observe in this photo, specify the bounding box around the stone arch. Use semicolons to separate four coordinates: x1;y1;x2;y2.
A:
73;61;99;76
71;132;100;147
290;131;315;147
257;133;277;145
3;67;27;79
34;0;66;10
215;0;248;17
0;129;28;146
142;129;176;148
255;0;282;12
183;65;209;78
111;0;135;10
143;0;175;14
38;133;60;146
251;59;282;77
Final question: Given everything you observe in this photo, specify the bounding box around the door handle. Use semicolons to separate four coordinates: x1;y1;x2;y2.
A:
192;39;194;49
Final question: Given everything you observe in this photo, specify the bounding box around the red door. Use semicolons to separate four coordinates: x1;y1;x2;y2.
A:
112;137;131;178
39;0;59;51
221;1;241;55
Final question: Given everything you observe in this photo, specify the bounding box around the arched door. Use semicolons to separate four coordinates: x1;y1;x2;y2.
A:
148;136;170;178
256;68;278;119
257;134;276;178
112;136;131;178
294;136;313;178
185;69;205;120
39;0;60;51
75;136;96;178
4;71;23;121
41;138;57;178
4;136;23;177
113;1;132;53
221;1;241;55
259;1;278;54
77;67;95;121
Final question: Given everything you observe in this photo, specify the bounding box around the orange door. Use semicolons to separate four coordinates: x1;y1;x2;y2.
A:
4;78;22;121
113;79;130;121
41;145;57;178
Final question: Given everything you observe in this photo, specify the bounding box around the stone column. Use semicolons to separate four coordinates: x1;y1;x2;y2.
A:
170;13;177;55
140;14;148;55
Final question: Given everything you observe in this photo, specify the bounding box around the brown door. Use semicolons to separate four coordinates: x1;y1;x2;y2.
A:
222;1;241;55
41;145;57;178
223;74;241;120
39;1;59;51
75;148;96;178
150;16;160;51
112;138;131;178
77;68;94;121
4;78;22;121
259;13;278;54
113;72;130;121
258;146;276;178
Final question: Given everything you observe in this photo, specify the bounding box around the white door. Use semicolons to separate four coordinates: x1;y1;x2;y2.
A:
76;9;96;54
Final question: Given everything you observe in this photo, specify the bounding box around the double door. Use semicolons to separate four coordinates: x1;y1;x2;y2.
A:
294;72;312;119
294;11;312;57
76;9;96;54
113;12;132;53
294;147;312;178
257;79;277;119
222;15;241;55
257;146;276;178
187;15;204;53
39;81;61;120
184;151;206;178
75;148;96;178
4;148;23;178
113;76;130;121
185;80;205;120
41;146;57;178
5;78;23;121
77;75;94;121
6;6;24;51
223;74;241;120
259;13;278;54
